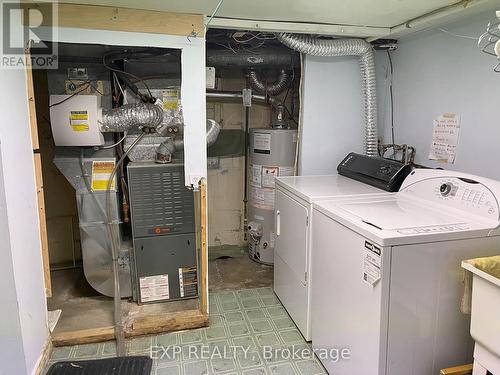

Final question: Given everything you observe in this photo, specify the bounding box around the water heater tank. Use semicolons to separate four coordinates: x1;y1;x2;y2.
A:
248;128;297;264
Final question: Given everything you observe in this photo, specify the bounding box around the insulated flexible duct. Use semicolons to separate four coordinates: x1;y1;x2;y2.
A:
277;33;378;156
100;103;163;132
248;69;290;96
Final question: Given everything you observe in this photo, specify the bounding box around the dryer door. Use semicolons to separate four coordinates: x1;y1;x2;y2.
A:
275;189;309;284
274;189;311;339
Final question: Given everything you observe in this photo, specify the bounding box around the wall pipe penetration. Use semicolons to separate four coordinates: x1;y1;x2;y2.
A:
276;33;378;157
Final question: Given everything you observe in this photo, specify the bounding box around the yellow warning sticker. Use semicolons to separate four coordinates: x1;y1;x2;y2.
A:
91;160;115;191
162;89;179;110
70;110;89;132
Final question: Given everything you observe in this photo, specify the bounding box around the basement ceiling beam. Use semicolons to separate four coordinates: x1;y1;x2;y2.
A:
207;17;390;38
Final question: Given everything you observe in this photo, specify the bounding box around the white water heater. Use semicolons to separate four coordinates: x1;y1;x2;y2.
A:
248;128;297;264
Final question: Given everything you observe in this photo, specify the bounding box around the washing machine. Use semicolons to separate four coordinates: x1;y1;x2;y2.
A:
311;169;500;375
274;174;387;341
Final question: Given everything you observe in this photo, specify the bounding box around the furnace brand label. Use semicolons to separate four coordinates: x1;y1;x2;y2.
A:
363;241;381;287
91;160;115;191
139;274;170;303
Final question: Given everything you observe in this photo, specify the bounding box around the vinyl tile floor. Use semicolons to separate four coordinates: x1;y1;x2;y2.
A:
45;287;326;375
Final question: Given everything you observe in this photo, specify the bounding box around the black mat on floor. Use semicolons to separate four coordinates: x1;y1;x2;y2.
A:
46;356;152;375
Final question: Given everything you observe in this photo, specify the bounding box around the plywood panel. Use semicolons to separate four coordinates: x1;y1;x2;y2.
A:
21;3;204;37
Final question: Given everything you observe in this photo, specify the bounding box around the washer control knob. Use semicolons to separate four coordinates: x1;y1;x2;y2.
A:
440;183;452;196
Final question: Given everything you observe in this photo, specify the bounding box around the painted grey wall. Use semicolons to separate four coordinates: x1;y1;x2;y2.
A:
0;60;48;374
377;11;500;179
299;55;364;175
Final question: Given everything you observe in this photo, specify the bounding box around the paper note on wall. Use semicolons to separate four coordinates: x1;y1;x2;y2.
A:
429;113;461;163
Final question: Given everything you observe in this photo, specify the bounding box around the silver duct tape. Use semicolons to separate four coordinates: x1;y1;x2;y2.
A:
100;103;164;132
277;33;378;157
248;69;290;96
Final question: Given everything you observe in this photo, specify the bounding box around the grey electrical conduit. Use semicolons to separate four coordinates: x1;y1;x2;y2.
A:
276;33;378;157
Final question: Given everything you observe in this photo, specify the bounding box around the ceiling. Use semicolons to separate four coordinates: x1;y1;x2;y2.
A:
60;0;499;38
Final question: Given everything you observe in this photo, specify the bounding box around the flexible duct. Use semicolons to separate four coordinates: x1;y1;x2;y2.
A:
277;33;378;157
248;69;290;96
156;119;221;163
100;103;163;132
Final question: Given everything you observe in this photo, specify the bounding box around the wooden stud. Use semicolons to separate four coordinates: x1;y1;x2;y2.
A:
34;339;53;375
21;3;204;38
51;327;115;347
25;48;39;151
440;364;474;375
131;309;209;336
199;178;208;315
51;310;209;346
34;153;52;297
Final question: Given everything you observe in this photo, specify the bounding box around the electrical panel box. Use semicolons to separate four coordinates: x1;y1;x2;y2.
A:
127;162;198;304
49;94;104;146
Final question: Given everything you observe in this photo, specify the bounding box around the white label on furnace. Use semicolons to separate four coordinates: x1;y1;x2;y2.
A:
262;166;279;188
279;166;295;177
139;274;169;303
251;164;262;187
363;243;381;287
253;133;271;152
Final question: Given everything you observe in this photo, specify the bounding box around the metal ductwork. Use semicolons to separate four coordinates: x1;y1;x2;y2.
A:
156;119;221;163
100;103;163;132
277;33;378;157
248;69;290;96
206;47;297;68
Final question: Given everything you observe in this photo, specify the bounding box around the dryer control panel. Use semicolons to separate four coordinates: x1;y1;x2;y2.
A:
400;170;500;222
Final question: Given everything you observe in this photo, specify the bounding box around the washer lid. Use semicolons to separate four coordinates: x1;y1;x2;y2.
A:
337;196;466;230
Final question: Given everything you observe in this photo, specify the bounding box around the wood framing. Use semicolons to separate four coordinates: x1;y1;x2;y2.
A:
27;46;51;297
51;327;116;347
33;153;51;297
21;3;204;38
199;178;208;315
51;310;209;346
25;49;39;150
34;339;53;375
440;364;473;375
